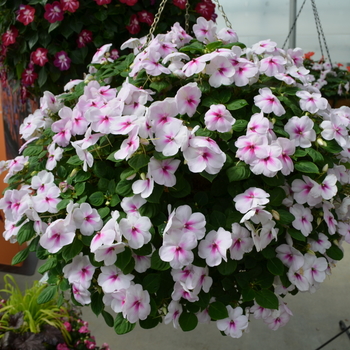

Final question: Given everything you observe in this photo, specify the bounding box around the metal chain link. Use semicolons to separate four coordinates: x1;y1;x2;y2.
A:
143;0;169;48
282;0;307;49
185;0;190;33
212;0;232;29
310;0;333;67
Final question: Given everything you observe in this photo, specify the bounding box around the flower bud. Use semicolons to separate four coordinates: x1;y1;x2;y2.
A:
317;138;326;146
317;216;323;226
322;163;329;173
271;209;280;221
69;167;79;178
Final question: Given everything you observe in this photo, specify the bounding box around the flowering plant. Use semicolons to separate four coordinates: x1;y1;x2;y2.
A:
0;274;109;350
0;0;216;99
303;51;350;102
1;16;350;339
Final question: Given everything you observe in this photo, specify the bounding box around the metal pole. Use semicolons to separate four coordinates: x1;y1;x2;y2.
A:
289;0;297;48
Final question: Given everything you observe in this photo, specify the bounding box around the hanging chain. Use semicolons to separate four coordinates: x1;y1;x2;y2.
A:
310;0;333;67
143;0;168;48
212;0;232;29
282;0;307;49
185;0;190;33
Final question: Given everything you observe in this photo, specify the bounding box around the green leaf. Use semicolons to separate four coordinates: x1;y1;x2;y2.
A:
59;278;70;292
269;187;286;207
133;243;153;256
37;257;57;274
255;289;279;309
288;227;306;241
28;32;39;49
241;288;256;302
307;148;324;163
179;312;198;332
294;149;308;158
62;238;84;261
210;210;226;229
276;210;295;225
37;285;58;305
98;207;110;219
48;21;60;33
142;274;161;294
75;182;85;196
128;154;150;170
57;199;71;211
294;161;319;174
89;191;105;206
150;250;170;271
139;316;161;330
149;80;170;93
115;248;132;273
91;292;104;316
74;170;91;183
115;180;133;197
208;301;229;320
67;155;83;166
232;119;249;132
194;192;209;207
120;168;137;181
321;139;344;154
267;258;285;276
206;41;224;51
226;99;248;111
226;164;251;182
11;247;30;266
200;171;217;183
110;194;121;207
217;259;237;275
23;145;43;156
326;244;344;261
102;310;114;327
38;67;48;87
146;184;163;204
114;313;135;335
17;221;36;245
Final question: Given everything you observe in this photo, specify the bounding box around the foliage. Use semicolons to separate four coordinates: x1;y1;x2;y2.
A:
1;17;350;339
0;0;215;98
303;51;350;100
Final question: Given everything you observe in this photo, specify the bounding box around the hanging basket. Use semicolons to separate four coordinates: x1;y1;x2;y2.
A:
1;17;350;339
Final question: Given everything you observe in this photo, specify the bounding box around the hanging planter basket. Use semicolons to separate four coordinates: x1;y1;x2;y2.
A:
1;15;350;339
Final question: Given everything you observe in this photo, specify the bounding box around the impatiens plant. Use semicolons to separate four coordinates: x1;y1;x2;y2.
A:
2;16;350;339
0;0;216;98
303;51;350;103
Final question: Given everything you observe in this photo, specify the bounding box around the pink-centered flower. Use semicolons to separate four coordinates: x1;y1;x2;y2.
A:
44;1;64;23
72;203;103;236
77;29;93;48
198;228;232;267
54;51;71;71
148;157;180;187
97;266;134;293
289;204;313;237
16;5;36;25
254;87;286;116
175;82;202;117
204;104;235;132
123;284;151;324
21;67;38;86
216;306;248;338
119;215;152;249
284;115;316;148
234;187;270;214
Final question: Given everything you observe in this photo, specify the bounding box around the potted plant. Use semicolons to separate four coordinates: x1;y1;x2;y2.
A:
0;0;216;100
303;51;350;107
1;16;350;339
0;274;110;350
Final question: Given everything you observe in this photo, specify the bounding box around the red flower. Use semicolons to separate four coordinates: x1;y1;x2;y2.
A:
54;51;71;70
304;52;315;60
173;0;187;10
195;1;215;21
137;10;154;26
337;63;344;67
77;29;93;48
44;1;64;23
120;0;139;6
1;26;19;46
21;67;38;86
347;66;350;72
60;0;80;13
16;5;36;26
93;0;112;5
31;48;49;66
126;14;140;35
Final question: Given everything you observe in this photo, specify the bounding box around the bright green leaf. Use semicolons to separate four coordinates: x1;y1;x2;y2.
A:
114;313;135;335
255;289;279;309
37;285;58;304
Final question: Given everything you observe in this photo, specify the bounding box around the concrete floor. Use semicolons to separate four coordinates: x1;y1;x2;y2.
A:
1;244;350;350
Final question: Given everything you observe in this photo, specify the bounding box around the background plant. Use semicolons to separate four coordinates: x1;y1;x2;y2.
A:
1;17;350;339
0;0;216;99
